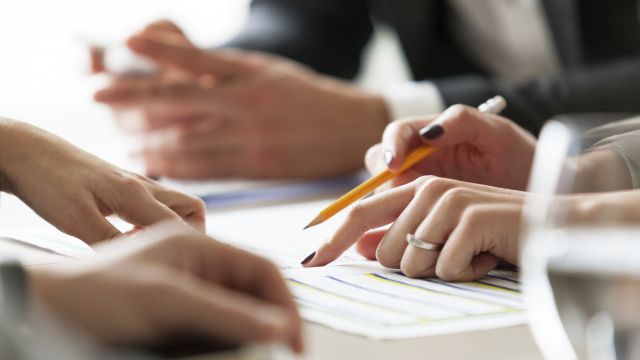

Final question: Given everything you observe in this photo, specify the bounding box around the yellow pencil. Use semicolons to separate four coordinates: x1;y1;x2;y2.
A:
303;95;507;230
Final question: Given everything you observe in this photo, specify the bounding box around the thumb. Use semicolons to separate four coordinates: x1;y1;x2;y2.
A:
380;115;436;171
72;205;123;244
364;144;386;175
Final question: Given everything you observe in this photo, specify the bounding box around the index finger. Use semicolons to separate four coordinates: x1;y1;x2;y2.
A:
127;34;252;79
303;181;420;267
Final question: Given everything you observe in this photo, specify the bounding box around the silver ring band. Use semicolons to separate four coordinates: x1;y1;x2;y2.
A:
406;234;443;251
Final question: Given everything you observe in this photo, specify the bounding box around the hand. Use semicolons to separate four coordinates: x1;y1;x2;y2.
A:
0;119;205;243
29;222;302;352
94;22;389;179
366;105;537;192
303;176;525;281
556;190;640;224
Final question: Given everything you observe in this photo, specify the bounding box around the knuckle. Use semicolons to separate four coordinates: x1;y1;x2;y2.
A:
416;176;450;197
435;263;458;282
119;174;148;195
415;175;436;185
375;247;399;269
400;258;431;279
446;104;474;120
460;207;485;232
346;201;370;228
117;172;138;186
440;188;470;207
192;197;206;214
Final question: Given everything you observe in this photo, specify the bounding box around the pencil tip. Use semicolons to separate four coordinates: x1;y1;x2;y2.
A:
303;215;324;230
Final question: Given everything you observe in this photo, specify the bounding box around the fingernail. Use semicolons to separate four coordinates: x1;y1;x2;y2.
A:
300;251;316;265
420;124;444;140
383;150;394;167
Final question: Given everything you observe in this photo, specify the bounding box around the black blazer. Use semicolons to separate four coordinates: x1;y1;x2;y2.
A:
226;0;640;134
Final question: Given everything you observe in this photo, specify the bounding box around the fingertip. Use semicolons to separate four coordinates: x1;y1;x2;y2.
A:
301;248;335;268
364;144;386;175
300;251;316;267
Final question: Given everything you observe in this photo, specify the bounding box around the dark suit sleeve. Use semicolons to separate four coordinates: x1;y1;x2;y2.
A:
433;57;640;135
223;0;374;79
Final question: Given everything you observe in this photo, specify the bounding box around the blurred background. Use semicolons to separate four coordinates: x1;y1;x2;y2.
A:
0;0;410;163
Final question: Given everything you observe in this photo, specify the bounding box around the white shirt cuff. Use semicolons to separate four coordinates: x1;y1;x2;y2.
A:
382;82;446;121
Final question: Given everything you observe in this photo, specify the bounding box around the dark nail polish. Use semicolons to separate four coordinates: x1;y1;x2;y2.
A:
301;251;316;265
384;150;394;167
420;124;444;140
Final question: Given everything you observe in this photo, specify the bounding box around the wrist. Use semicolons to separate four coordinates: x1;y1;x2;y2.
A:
0;118;15;192
320;76;390;147
570;147;632;192
358;92;391;144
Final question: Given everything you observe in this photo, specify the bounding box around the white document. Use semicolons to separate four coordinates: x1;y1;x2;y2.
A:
287;268;525;339
0;229;95;260
207;200;366;270
207;200;527;339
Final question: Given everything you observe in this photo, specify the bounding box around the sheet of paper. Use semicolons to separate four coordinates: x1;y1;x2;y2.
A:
207;199;366;270
206;201;527;339
287;268;525;339
0;229;95;259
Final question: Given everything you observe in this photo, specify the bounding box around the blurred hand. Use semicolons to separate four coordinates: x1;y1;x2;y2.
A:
0;119;205;244
29;222;302;352
303;176;525;282
94;21;389;179
365;105;537;192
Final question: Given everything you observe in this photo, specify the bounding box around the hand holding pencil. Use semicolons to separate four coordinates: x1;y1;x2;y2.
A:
302;96;539;268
